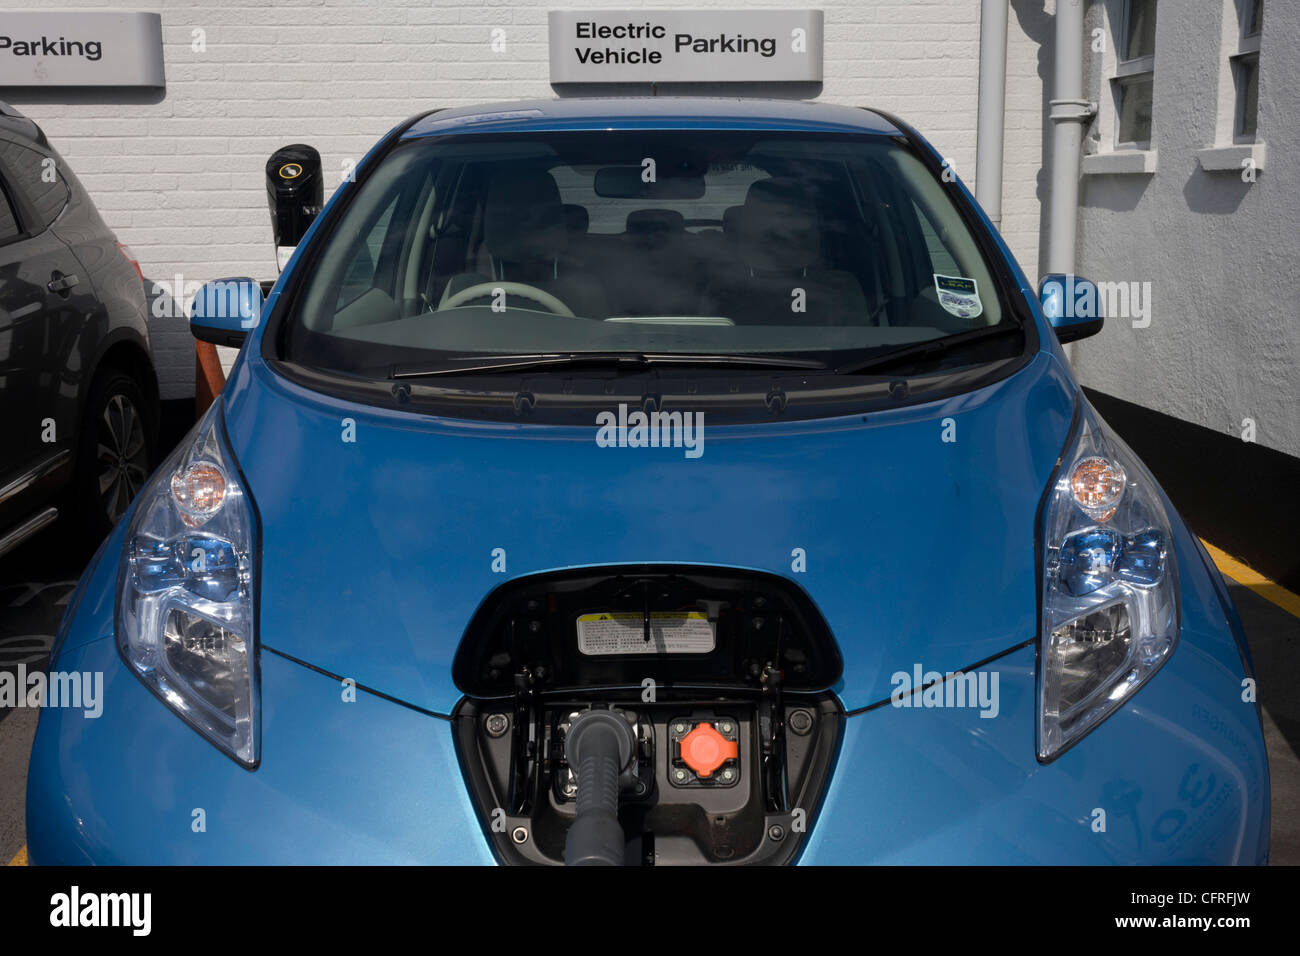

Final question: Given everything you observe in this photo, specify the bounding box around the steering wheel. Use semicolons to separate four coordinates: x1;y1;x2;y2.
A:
438;281;575;317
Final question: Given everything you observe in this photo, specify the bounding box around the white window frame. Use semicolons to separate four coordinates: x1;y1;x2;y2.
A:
1196;0;1266;172
1230;0;1262;142
1083;0;1159;175
1112;0;1156;149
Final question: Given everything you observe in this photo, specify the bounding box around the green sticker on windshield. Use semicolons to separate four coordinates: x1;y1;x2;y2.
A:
933;274;983;320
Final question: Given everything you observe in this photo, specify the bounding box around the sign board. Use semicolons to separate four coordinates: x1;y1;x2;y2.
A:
0;12;164;87
549;9;823;85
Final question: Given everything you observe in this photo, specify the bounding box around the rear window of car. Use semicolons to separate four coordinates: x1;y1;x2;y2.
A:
0;138;70;233
0;182;19;243
283;129;1016;377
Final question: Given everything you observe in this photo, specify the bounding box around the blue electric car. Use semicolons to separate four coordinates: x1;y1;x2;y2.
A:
27;99;1269;865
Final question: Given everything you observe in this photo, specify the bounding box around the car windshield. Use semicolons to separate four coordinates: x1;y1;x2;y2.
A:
282;129;1017;376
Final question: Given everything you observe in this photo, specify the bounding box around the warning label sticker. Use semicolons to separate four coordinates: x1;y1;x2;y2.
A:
576;611;716;655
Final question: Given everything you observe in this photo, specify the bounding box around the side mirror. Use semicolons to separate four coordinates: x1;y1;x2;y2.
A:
1038;274;1104;343
266;144;323;272
189;278;263;348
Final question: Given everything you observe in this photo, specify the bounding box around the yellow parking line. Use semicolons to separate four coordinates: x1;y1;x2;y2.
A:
6;846;26;866
1201;538;1300;620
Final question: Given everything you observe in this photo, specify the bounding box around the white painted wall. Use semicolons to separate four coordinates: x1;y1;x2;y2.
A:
3;0;1048;400
1071;0;1299;460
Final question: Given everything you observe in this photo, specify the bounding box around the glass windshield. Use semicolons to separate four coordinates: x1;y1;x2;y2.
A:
282;130;1017;376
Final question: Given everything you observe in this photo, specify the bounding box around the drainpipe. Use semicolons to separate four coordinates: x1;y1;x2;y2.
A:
975;0;1009;230
1046;0;1096;276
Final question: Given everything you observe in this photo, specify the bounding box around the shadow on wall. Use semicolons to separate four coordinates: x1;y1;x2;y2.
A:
553;81;821;99
2;88;165;109
145;277;229;424
1182;165;1252;215
142;275;191;348
142;274;202;401
144;275;172;320
1009;0;1057;281
1079;171;1152;213
141;277;212;448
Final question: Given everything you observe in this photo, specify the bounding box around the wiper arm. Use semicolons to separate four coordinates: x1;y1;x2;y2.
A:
834;324;1022;376
391;353;649;378
641;353;828;370
390;352;828;379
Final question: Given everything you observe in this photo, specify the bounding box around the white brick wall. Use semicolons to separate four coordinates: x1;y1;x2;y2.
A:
6;0;1044;399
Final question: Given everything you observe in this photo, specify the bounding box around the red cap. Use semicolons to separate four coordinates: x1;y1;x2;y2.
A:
679;722;738;778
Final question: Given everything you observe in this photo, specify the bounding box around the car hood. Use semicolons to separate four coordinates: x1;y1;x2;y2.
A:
223;352;1076;713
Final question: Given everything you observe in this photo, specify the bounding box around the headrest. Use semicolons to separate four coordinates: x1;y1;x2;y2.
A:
722;205;744;237
562;203;589;235
483;169;566;263
738;178;820;272
625;208;686;235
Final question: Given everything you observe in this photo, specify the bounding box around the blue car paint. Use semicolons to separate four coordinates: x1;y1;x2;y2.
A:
26;99;1269;864
26;492;1268;864
28;619;493;865
216;347;1073;716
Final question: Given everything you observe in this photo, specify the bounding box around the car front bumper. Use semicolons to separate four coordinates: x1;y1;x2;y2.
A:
26;517;1268;865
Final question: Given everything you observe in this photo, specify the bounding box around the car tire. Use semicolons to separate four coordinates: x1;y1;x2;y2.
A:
69;369;155;544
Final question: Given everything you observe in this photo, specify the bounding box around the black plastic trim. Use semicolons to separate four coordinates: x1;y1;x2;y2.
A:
264;646;451;721
1053;317;1104;344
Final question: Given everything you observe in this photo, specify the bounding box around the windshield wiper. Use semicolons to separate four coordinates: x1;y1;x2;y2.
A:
389;352;829;378
834;324;1023;376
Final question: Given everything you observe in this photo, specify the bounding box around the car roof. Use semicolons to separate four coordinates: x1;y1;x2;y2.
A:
402;97;903;139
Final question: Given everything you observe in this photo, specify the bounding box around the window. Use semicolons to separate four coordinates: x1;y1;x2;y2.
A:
337;194;398;308
1112;0;1157;147
285;130;1018;380
0;139;70;232
551;163;768;235
1192;0;1265;169
1232;0;1262;140
0;183;19;243
1124;0;1156;59
912;201;959;276
1246;0;1264;34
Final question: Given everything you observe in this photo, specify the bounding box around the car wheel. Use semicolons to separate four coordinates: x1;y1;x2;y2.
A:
72;370;155;541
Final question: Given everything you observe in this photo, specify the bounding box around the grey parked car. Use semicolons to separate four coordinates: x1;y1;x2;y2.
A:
0;102;158;555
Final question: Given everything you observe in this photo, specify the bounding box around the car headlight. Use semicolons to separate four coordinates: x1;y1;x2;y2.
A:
116;404;259;766
1038;404;1178;760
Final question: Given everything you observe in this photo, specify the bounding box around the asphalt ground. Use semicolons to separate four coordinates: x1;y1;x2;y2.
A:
2;520;1297;866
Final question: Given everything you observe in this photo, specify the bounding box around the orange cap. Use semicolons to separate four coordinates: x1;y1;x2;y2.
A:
679;722;738;778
